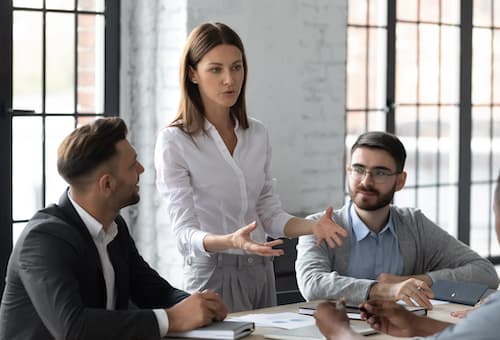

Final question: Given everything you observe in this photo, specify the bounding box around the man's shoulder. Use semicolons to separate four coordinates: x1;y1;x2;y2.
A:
306;204;349;223
19;205;85;246
390;205;425;222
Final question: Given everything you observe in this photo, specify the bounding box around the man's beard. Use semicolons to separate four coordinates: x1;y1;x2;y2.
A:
349;183;396;211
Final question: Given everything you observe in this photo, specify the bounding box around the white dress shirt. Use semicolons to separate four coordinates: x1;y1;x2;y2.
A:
154;117;293;257
68;193;169;336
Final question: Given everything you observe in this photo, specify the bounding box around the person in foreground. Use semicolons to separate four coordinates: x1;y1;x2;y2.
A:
154;22;347;313
0;117;227;340
296;131;498;309
314;171;500;340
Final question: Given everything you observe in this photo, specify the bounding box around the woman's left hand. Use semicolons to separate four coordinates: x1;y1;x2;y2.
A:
313;207;348;248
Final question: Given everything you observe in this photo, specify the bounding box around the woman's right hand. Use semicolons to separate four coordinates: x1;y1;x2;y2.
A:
230;222;284;256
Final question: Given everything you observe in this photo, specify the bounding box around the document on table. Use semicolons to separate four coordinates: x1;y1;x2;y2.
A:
228;312;315;329
398;299;449;306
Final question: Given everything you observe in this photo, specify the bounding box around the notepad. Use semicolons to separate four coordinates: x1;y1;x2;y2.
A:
165;321;255;339
262;323;376;339
432;279;488;306
298;302;427;319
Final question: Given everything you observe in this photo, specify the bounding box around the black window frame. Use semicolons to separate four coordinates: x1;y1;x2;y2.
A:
0;0;120;298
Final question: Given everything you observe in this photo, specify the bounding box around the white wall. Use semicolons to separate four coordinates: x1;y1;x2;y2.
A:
121;0;347;286
185;0;347;214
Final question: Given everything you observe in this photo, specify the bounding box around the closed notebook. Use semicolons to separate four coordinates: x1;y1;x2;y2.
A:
298;303;427;320
165;321;255;340
432;279;488;306
262;323;376;339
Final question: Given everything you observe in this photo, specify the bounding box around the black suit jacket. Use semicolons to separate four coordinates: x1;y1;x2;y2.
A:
0;191;189;340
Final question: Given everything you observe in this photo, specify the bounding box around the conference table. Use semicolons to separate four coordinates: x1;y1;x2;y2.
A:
228;299;465;339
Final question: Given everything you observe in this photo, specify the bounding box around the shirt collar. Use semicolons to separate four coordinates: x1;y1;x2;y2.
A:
349;201;396;241
203;115;240;131
68;191;118;244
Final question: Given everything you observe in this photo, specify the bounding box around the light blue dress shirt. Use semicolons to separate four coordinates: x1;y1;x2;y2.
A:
345;201;404;279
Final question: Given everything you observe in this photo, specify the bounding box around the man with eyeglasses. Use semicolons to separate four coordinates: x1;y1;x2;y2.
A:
295;131;498;308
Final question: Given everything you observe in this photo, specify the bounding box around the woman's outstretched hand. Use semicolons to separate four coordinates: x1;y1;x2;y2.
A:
312;207;349;248
230;221;284;256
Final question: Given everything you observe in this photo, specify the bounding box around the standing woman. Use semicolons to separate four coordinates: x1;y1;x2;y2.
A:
154;22;348;312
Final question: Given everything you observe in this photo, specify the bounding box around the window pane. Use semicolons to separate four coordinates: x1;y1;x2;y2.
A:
441;0;460;25
346;111;367;138
347;27;367;109
77;115;100;127
396;23;417;104
492;107;500;176
396;106;417;186
13;0;42;8
420;0;439;23
45;117;75;205
417;186;437;223
418;106;438;186
439;185;458;237
473;0;492;27
13;117;43;221
368;28;387;109
494;30;500;102
395;187;416;208
495;1;500;26
397;0;417;21
46;13;75;113
13;11;42;113
441;26;460;104
46;0;74;10
12;222;27;246
419;24;439;103
439;106;459;184
367;110;385;131
77;14;105;113
78;0;105;12
472;28;492;105
348;0;367;25
470;183;492;257
368;0;387;26
471;106;492;182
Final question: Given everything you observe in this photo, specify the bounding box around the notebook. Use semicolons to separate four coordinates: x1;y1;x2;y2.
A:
262;323;376;339
298;302;427;319
165;321;255;339
432;279;488;306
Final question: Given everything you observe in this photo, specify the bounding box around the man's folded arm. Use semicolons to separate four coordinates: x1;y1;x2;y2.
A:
295;234;375;305
418;214;499;289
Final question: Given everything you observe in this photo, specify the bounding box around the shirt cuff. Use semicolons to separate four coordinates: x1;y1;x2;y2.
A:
191;230;211;256
426;272;437;285
364;280;378;301
271;213;294;238
153;309;169;337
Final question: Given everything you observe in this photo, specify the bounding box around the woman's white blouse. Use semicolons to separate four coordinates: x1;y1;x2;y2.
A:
154;117;293;257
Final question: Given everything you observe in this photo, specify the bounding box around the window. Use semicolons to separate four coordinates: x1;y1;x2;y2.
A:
0;0;119;296
346;0;500;262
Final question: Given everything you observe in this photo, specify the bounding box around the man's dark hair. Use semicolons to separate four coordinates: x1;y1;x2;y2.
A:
57;117;127;186
351;131;407;172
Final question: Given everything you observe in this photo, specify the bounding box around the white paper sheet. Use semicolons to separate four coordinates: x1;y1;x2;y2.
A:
228;312;315;329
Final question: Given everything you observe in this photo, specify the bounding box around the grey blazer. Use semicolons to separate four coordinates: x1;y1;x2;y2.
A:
295;204;499;305
0;191;189;340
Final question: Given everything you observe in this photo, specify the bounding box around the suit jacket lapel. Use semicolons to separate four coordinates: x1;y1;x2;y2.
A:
58;189;106;285
107;229;129;309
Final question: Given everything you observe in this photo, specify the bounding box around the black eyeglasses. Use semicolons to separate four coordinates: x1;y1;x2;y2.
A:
348;165;401;184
